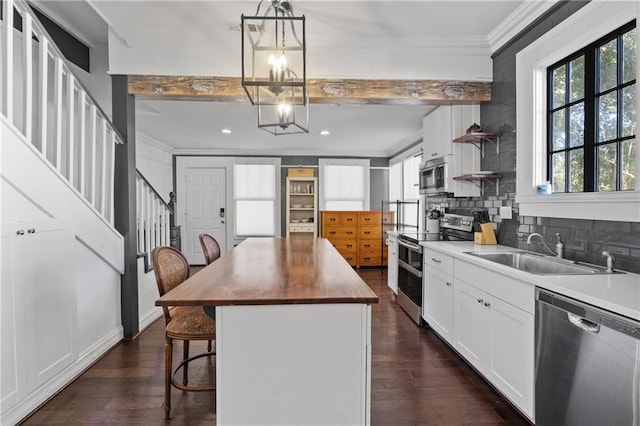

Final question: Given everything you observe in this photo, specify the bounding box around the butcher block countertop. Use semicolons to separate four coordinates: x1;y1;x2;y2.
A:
156;237;379;307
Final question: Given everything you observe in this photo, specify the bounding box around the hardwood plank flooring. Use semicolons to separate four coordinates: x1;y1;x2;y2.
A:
21;268;530;425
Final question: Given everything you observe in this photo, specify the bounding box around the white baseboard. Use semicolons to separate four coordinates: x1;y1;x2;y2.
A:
139;307;163;332
0;327;124;426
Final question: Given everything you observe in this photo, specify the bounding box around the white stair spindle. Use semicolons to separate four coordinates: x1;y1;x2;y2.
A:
108;132;116;224
23;12;33;142
67;74;75;184
38;37;48;156
54;57;63;170
2;0;14;121
101;119;108;217
89;105;97;207
78;91;86;196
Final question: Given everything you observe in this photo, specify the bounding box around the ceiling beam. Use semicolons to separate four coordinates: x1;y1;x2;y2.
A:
128;76;491;105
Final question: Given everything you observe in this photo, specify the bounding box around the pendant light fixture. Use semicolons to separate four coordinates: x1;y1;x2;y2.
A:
241;0;308;135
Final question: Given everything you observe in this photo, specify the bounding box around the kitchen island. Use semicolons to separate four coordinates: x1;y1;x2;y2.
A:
156;237;378;425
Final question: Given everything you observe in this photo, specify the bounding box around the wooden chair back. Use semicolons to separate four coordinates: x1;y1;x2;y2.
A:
199;233;221;265
151;246;190;324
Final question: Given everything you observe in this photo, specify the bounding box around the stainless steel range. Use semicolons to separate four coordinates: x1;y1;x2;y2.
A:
396;212;474;325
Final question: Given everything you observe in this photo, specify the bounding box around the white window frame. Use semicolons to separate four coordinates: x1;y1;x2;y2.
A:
318;158;370;211
389;145;422;227
516;1;640;222
232;157;281;240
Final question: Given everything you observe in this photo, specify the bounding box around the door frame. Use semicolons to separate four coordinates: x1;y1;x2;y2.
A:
175;157;234;257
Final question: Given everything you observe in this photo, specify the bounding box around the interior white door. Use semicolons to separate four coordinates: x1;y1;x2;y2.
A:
183;167;227;264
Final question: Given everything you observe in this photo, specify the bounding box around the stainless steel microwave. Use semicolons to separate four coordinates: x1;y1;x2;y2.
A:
419;157;451;196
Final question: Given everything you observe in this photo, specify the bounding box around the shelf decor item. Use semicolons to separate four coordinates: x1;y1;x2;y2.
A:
241;0;309;135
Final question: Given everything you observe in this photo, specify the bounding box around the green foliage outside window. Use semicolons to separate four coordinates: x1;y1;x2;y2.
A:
548;23;636;193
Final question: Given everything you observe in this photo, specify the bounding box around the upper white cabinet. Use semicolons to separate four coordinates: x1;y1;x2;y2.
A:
422;105;481;197
1;219;76;415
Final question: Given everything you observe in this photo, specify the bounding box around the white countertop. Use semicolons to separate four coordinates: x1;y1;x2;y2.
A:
420;241;640;322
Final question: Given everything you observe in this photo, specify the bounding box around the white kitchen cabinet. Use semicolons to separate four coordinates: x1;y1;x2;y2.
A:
0;219;76;415
386;233;398;294
286;176;317;237
453;276;534;419
422;106;453;160
422;248;455;343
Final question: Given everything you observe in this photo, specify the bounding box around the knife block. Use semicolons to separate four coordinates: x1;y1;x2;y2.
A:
474;223;497;245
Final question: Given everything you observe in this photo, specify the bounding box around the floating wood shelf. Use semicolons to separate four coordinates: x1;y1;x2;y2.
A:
452;132;500;157
454;173;502;195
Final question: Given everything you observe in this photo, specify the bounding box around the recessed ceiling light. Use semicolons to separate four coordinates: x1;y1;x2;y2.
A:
320;130;330;135
221;129;232;134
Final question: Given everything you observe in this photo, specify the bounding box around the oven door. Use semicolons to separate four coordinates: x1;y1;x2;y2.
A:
397;239;423;271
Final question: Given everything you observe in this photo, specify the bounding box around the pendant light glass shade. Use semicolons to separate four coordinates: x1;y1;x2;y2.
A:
241;1;308;134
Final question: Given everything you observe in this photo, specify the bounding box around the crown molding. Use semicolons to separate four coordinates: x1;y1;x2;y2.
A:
488;0;561;54
172;148;391;158
136;132;174;153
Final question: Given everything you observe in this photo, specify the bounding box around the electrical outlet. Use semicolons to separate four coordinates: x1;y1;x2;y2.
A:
500;206;513;220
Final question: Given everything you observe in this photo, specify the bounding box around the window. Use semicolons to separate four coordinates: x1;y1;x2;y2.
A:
516;2;639;221
388;146;422;227
319;159;370;211
233;160;280;237
547;23;636;193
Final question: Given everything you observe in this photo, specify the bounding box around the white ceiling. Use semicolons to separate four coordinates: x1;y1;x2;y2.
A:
33;1;555;157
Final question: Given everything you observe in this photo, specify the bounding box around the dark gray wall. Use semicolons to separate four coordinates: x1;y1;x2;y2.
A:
425;1;640;274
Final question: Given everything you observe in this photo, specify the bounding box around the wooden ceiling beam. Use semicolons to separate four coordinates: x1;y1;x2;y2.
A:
127;75;491;104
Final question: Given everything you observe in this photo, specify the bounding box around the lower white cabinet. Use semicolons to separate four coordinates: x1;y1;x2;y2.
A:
386;234;398;294
453;278;534;419
423;267;454;344
1;219;76;415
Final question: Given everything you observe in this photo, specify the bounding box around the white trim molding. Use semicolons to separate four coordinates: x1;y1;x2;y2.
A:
516;1;640;222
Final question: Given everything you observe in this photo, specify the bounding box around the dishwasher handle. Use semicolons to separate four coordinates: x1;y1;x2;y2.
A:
568;313;600;333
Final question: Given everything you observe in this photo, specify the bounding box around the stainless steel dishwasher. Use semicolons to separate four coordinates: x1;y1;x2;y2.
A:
535;289;640;426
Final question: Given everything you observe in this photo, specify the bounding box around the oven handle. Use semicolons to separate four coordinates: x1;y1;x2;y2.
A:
398;259;422;278
398;239;422;252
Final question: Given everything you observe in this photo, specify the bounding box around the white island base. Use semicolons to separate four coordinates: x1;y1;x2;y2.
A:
216;303;372;425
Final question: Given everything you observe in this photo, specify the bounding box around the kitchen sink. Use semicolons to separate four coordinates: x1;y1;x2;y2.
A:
464;251;616;275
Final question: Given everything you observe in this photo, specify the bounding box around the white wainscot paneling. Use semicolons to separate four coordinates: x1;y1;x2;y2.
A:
74;239;123;357
137;258;162;331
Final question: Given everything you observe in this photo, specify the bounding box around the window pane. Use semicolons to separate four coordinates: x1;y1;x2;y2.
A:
599;39;618;92
598;91;618;142
235;200;275;236
234;164;275;199
552;109;566;150
569;103;584;147
552;65;566;108
326;200;364;211
569;149;584;192
623;28;637;83
622;84;637;137
569;56;585;102
324;165;364;199
389;162;402;202
598;144;617;191
621;138;636;190
552;152;566;193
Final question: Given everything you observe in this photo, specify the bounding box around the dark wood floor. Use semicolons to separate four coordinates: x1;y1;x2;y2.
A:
22;268;530;425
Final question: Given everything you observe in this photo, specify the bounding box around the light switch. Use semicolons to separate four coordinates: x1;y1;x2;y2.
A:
500;206;513;220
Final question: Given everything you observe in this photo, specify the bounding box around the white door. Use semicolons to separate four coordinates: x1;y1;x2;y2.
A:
183;167;227;264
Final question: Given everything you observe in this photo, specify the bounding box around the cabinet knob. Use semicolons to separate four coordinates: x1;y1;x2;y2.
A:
484;302;491;308
477;298;483;304
16;229;25;236
27;228;36;234
446;282;451;286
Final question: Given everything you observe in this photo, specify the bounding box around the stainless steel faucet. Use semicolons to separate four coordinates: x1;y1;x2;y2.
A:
527;232;565;258
602;251;615;273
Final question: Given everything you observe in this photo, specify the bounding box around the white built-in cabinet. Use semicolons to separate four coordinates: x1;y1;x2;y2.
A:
452;260;534;419
422;105;481;197
422;248;454;343
286;176;318;237
386;233;398;294
1;219;76;415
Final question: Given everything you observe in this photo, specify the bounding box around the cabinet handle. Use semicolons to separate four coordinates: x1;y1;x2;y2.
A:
16;229;25;236
431;258;441;263
27;228;36;234
484;302;491;308
477;298;483;304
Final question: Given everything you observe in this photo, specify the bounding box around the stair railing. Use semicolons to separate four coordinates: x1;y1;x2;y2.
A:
135;170;173;270
1;0;122;226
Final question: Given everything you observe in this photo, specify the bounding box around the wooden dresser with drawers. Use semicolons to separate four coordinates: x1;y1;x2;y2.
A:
320;211;394;267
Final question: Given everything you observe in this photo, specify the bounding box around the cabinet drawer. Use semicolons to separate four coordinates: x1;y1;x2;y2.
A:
340;212;358;225
339;252;357;266
321;212;341;227
359;226;381;240
358;253;383;266
323;226;357;239
382;211;395;225
359;240;380;252
330;239;357;253
289;224;314;233
424;248;453;275
359;212;380;226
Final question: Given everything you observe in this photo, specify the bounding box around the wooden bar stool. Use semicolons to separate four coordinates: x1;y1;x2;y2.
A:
151;246;216;419
199;233;221;265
